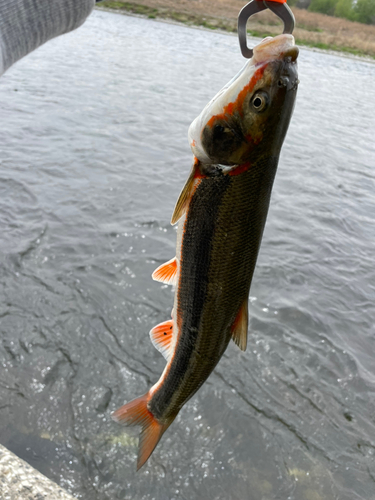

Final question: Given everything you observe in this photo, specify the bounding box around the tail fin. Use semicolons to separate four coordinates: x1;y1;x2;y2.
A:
112;393;173;470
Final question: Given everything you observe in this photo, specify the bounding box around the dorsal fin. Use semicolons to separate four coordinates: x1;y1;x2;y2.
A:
150;320;174;361
171;158;202;225
152;257;178;286
231;298;249;351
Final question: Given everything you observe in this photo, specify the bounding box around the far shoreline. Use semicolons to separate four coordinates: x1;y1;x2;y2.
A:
95;0;375;61
96;5;375;65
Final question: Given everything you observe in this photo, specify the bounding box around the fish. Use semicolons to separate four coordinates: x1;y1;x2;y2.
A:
113;33;299;470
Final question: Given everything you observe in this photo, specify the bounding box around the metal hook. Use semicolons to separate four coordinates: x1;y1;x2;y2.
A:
238;0;295;58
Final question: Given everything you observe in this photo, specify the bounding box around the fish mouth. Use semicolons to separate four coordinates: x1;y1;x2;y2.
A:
282;45;299;63
278;46;299;91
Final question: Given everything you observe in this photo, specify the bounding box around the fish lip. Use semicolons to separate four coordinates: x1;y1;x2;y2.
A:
282;46;299;63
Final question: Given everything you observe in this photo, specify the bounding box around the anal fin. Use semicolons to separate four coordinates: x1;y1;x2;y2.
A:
152;257;178;286
150;320;174;361
231;298;249;351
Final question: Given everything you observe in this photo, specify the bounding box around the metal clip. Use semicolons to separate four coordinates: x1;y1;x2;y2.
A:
238;0;295;58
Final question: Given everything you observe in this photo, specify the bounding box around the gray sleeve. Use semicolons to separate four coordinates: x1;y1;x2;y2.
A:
0;0;96;76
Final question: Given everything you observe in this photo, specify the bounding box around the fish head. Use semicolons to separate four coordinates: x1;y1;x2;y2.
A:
188;34;299;166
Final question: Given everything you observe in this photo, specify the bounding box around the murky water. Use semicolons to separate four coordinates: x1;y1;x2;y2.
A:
1;9;375;500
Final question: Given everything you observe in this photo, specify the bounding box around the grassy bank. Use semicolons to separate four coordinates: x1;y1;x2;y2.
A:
98;0;375;59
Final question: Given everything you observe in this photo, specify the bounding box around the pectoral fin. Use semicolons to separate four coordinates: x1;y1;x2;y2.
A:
231;299;249;351
171;158;202;225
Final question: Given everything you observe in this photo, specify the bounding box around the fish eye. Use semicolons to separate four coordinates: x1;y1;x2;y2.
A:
251;92;268;112
214;124;225;135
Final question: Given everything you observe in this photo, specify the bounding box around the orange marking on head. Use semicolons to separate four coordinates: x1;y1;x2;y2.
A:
226;102;236;116
206;66;266;129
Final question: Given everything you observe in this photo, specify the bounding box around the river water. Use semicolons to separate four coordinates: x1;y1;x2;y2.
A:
1;9;375;500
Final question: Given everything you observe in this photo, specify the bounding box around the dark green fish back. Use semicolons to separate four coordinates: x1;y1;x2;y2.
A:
149;155;279;421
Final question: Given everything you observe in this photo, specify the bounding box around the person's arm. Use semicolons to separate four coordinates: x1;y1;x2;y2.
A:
0;0;96;76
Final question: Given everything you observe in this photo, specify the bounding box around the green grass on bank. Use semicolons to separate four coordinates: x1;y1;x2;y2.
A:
99;1;158;17
295;38;373;58
307;0;375;24
99;1;237;29
246;28;374;58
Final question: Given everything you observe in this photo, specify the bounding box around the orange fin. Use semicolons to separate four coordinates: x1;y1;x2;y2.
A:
112;393;171;470
152;257;178;286
150;320;174;361
171;159;201;225
231;298;249;351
